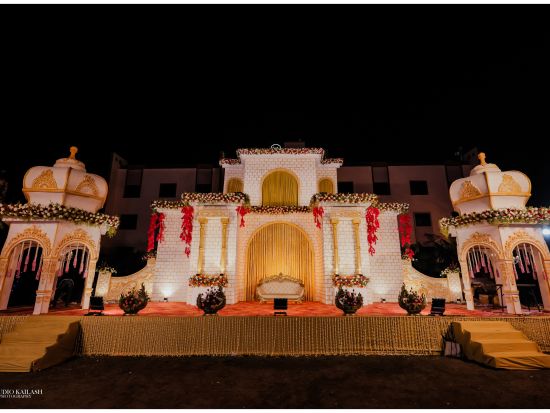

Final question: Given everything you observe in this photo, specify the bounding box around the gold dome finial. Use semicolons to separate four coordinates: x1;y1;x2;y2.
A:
478;152;487;166
69;146;78;160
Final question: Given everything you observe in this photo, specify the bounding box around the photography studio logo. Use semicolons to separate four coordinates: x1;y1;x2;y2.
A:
0;388;43;399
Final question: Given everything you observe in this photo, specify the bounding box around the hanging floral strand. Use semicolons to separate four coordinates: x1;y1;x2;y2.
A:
146;213;159;252
236;205;251;228
180;205;194;258
313;206;325;229
398;214;414;259
157;213;166;243
365;206;380;256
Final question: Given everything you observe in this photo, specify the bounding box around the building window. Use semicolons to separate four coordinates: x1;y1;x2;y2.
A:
119;214;138;230
318;178;335;194
195;183;212;193
410;180;429;195
338;181;354;193
123;169;142;198
414;213;432;227
373;182;391;195
226;178;244;193
159;183;177;198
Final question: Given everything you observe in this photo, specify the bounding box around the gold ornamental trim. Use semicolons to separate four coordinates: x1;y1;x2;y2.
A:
31;169;58;190
504;230;550;260
75;175;100;197
0;225;52;259
498;174;522;193
459;180;482;200
54;229;98;259
257;273;305;288
459;232;503;262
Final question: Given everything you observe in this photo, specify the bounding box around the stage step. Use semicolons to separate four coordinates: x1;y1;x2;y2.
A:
452;321;550;370
0;316;81;372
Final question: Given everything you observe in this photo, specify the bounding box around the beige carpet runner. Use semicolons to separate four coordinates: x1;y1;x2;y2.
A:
452;321;550;370
0;316;80;372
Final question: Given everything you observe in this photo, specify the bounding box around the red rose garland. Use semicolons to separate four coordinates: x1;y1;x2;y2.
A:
398;214;415;259
236;205;251;228
366;206;380;256
157;212;165;243
180;206;194;257
313;206;325;229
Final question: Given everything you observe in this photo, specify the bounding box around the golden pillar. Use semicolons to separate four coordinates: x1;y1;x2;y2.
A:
220;217;229;274
331;218;340;275
197;217;208;274
352;218;362;274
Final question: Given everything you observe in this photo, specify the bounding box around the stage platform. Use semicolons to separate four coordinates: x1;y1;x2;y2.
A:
2;301;548;317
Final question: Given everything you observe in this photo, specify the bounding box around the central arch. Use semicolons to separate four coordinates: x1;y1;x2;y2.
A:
261;170;299;206
245;222;315;301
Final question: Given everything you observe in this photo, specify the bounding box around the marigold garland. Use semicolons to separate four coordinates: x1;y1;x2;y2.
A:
189;274;229;288
366;206;380;255
439;207;550;237
332;274;370;288
0;202;120;237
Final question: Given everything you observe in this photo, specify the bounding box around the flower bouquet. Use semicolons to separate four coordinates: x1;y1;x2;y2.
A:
335;287;363;316
196;286;226;315
119;283;150;315
398;284;426;315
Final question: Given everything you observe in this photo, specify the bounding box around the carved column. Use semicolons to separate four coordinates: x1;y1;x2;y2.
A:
0;257;10;310
197;217;208;274
330;218;340;275
499;259;522;315
33;258;57;315
352;218;362;275
459;259;474;310
81;258;98;310
220;217;229;274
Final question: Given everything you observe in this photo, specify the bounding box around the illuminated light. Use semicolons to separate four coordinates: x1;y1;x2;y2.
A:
543;228;550;236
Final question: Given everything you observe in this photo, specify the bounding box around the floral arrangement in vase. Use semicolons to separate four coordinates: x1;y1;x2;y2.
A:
398;284;426;315
196;286;226;315
119;283;150;315
335;287;363;316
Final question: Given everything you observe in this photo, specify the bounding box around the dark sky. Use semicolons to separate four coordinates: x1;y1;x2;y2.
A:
1;5;549;204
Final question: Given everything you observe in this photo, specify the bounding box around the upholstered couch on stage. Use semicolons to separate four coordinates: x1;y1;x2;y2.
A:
256;274;305;303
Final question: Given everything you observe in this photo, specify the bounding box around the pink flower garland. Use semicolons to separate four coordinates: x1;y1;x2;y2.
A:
366;206;380;256
180;206;194;257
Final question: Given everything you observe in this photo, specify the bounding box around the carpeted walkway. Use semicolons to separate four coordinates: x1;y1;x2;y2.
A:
1;301;548;317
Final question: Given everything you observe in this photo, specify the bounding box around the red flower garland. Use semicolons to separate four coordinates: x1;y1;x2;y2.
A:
366;206;380;256
180;206;194;257
236;205;251;228
146;213;159;252
398;214;415;259
313;206;325;229
146;213;166;252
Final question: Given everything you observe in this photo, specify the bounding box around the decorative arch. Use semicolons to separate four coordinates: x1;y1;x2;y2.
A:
459;232;503;262
504;230;550;261
261;169;299;206
318;178;335;194
54;229;98;260
245;222;315;301
75;175;99;197
1;226;52;259
226;178;244;193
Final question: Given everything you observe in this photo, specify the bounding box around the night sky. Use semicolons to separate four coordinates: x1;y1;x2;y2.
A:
1;5;549;205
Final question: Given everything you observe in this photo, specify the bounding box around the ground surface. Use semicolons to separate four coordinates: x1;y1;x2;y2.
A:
1;356;550;408
2;301;546;317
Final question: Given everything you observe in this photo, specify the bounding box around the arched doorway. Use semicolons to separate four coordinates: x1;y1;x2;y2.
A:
465;245;502;309
2;241;44;309
318;178;335;194
511;243;548;310
262;170;299;206
52;244;91;307
245;223;315;301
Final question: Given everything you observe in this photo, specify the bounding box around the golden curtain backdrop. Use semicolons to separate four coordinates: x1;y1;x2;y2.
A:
262;171;299;206
319;178;335;194
226;178;244;193
246;223;315;301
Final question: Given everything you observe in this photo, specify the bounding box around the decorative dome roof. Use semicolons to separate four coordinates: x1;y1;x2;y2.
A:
449;152;531;215
22;147;108;213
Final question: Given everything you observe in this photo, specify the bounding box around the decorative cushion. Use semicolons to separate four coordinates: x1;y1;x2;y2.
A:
256;273;305;303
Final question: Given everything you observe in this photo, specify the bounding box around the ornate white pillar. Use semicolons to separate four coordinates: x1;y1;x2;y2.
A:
81;259;98;311
459;259;474;310
33;258;57;315
500;258;522;314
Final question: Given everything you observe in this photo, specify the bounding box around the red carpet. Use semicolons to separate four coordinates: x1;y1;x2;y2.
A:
1;302;548;317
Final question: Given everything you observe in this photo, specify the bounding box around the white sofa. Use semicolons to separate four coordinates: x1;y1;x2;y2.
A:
256;273;305;303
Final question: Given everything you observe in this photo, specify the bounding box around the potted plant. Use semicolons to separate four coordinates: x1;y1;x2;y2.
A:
335;287;363;316
119;283;150;315
398;283;426;315
196;286;226;315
